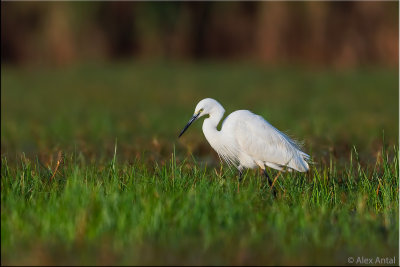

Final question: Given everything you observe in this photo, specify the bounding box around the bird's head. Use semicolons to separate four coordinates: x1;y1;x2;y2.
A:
179;98;224;138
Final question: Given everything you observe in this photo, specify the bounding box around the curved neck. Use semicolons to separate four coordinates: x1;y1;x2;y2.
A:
202;109;225;150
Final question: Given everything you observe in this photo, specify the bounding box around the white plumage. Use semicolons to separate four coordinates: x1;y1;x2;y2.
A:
179;98;310;174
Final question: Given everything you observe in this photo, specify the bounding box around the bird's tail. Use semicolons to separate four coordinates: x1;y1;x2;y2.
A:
287;151;310;172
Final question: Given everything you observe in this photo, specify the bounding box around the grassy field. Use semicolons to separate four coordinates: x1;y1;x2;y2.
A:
1;62;399;265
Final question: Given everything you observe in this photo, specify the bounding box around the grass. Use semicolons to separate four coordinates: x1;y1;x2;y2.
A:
1;146;398;265
1;61;399;265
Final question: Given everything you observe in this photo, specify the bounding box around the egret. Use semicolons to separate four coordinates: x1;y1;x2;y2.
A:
179;98;310;188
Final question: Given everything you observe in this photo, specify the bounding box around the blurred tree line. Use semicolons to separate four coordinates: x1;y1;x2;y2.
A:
1;1;398;67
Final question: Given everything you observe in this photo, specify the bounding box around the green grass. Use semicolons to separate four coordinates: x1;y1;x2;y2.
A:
1;62;399;265
1;146;398;265
1;62;398;158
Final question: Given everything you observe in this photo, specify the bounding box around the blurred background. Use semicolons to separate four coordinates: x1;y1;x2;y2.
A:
2;1;398;67
1;1;398;165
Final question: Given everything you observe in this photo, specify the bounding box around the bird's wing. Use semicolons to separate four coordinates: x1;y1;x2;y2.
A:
234;112;309;172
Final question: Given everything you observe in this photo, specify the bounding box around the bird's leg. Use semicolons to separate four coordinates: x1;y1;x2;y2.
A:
263;169;277;197
263;169;273;186
238;169;244;183
237;168;243;193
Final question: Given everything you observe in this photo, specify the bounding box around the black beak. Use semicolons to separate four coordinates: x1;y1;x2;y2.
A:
179;113;200;138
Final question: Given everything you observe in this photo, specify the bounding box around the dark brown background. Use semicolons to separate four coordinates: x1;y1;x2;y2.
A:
2;1;398;68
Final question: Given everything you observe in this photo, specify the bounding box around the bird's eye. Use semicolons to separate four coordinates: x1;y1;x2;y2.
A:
199;108;204;113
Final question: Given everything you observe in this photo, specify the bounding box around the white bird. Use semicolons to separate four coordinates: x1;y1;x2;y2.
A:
179;98;310;185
